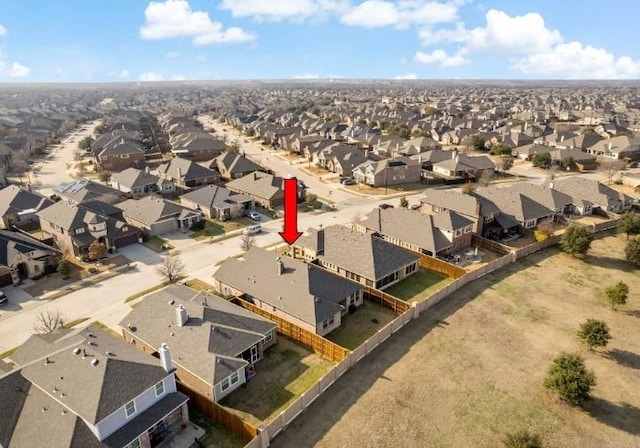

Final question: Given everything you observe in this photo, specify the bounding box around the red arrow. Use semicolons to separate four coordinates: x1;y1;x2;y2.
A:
279;178;302;245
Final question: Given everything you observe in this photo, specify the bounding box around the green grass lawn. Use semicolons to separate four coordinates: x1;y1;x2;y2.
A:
192;218;254;241
190;410;245;448
385;268;453;302
326;302;397;350
220;338;334;426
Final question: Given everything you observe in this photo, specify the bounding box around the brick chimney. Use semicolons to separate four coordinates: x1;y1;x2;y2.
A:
317;225;325;256
159;343;173;373
276;257;284;275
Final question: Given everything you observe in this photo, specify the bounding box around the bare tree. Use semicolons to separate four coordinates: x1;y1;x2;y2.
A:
156;255;185;283
599;159;626;184
34;309;65;334
9;149;28;183
477;169;493;187
240;234;255;251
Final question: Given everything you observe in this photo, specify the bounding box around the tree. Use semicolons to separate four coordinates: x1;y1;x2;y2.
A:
625;237;640;266
57;259;71;279
93;122;106;136
98;170;112;184
399;197;409;208
156;255;185;283
604;281;629;310
227;140;240;153
462;135;486;152
543;352;596;405
240;233;255;252
490;142;512;156
34;308;65;334
500;156;514;171
562;156;574;170
577;319;611;350
532;152;552;169
619;211;640;239
560;225;593;257
599;159;626;185
503;430;542;448
88;241;106;261
77;136;94;150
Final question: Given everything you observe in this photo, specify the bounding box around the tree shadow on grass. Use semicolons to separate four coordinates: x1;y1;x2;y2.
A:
624;309;640;319
605;348;640;370
583;397;640;436
584;255;636;273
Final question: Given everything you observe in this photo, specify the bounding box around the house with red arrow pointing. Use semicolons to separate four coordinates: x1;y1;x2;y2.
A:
213;247;363;337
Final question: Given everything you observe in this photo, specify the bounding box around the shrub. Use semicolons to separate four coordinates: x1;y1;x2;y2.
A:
190;220;206;231
543;352;596;405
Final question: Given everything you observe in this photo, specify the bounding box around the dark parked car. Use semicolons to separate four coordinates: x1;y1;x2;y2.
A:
0;291;7;306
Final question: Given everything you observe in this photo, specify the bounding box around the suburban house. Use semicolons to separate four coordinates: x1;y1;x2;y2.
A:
54;179;126;205
170;132;226;161
471;186;556;236
0;230;59;286
420;189;484;234
37;200;141;256
430;150;496;180
94;138;146;172
512;143;552;160
352;157;421;187
116;196;202;236
111;167;175;198
314;144;367;176
293;225;419;290
156;157;219;190
209;153;265;180
213;247;363;336
552;177;633;214
120;284;278;402
0;185;53;229
357;207;474;257
3;325;191;448
226;172;292;209
548;148;598;171
585;135;640;161
180;185;253;220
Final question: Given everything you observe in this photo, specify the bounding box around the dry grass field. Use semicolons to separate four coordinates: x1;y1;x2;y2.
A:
271;233;640;448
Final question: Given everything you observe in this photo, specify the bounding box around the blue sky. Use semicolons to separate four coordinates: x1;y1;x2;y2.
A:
0;0;639;82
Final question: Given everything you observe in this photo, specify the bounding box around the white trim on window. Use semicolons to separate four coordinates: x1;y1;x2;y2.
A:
154;381;164;397
125;400;136;418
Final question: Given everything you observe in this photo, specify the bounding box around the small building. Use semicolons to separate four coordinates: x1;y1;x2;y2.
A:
156;157;220;190
226;172;291;209
0;185;53;230
111;167;175;198
116;196;202;236
352;157;421;187
209;153;265;180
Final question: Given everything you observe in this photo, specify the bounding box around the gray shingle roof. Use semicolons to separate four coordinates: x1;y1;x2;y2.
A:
212;153;263;176
214;247;361;326
421;189;480;217
119;284;276;388
157;157;218;182
226;172;285;202
553;177;631;209
0;185;53;217
473;187;555;223
296;225;418;281
111;168;163;189
54;179;124;204
116;196;200;226
180;185;253;210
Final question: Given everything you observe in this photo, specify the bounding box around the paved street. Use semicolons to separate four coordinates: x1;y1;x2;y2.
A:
28;120;102;197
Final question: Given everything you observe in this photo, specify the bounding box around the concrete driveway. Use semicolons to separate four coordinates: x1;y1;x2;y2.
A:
0;285;37;321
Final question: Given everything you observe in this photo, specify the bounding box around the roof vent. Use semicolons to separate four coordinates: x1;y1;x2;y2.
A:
44;357;51;365
53;387;59;393
90;359;99;367
88;341;97;346
42;407;47;413
73;348;81;355
87;333;95;338
105;351;115;357
170;332;175;337
168;299;175;305
61;409;67;415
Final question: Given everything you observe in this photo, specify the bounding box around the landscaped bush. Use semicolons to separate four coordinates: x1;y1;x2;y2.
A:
190;220;206;231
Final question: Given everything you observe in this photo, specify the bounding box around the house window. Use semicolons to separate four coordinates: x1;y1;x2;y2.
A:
328;316;335;325
126;438;141;448
406;263;417;275
75;228;85;235
264;332;273;344
322;319;329;329
125;400;136;418
154;381;164;397
525;219;536;229
230;371;239;385
221;378;230;391
464;226;472;233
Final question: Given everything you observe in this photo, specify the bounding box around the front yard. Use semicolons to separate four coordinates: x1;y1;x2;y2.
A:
24;255;130;299
220;337;334;427
385;268;454;302
143;236;173;253
191;217;254;241
326;302;397;350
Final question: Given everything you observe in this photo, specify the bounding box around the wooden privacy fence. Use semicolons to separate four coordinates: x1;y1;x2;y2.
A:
471;234;513;256
417;254;466;278
177;384;258;443
363;286;411;314
234;298;348;363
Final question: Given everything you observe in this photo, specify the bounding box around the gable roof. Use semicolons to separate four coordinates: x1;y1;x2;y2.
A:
0;185;53;217
0;230;59;266
211;153;263;176
111;168;164;190
472;187;555;223
553;177;631;209
54;180;124;204
420;189;480;217
226;172;285;201
214;247;361;326
116;196;200;226
157;157;218;182
180;185;252;210
296;225;418;280
120;284;276;387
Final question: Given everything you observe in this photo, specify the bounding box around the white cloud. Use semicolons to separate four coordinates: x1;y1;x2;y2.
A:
293;73;320;79
139;72;164;81
0;24;6;36
219;0;349;22
515;41;640;79
140;0;256;45
118;69;130;78
418;22;468;45
341;1;459;28
165;51;180;59
394;73;418;80
466;9;562;54
414;49;469;67
7;62;29;78
170;74;188;80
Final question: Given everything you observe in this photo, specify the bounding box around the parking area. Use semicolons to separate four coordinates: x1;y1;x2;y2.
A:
0;286;37;321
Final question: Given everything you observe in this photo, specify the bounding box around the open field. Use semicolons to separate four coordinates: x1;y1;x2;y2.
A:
220;337;335;427
271;233;640;448
385;268;454;302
